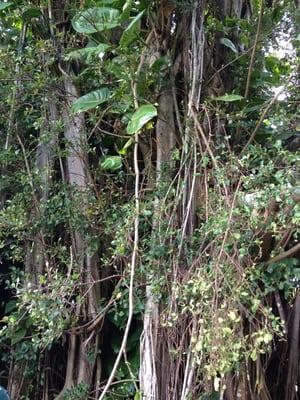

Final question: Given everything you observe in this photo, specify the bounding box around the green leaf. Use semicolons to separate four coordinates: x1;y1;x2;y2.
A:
120;0;133;21
200;393;220;400
22;7;42;21
5;299;17;314
127;104;157;135
0;2;12;11
72;88;111;113
72;7;120;34
215;94;244;102
120;10;144;47
65;44;110;61
118;138;133;155
134;391;142;400
101;156;122;171
220;37;238;53
11;328;26;345
150;56;170;71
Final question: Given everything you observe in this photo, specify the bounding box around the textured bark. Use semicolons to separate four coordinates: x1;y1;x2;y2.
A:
54;75;101;399
139;1;252;398
140;89;175;400
285;291;300;400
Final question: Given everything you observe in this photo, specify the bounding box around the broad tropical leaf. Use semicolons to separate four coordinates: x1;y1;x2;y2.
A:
72;7;120;34
215;94;244;102
120;11;144;47
72;88;111;113
65;44;110;61
220;38;238;53
127;105;157;135
0;2;12;10
101;156;122;171
120;0;133;21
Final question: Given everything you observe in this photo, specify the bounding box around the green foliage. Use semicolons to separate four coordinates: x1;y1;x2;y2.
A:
120;10;144;47
220;37;238;53
101;155;122;170
0;2;12;11
214;93;244;102
71;88;111;113
65;43;110;62
63;383;89;400
71;7;120;33
126;104;157;134
0;0;299;398
0;269;80;350
253;258;300;297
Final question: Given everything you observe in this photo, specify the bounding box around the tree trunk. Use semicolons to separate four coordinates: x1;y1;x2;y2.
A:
140;89;175;399
54;74;101;399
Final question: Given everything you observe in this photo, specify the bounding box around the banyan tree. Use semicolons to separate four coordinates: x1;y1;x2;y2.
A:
0;0;299;399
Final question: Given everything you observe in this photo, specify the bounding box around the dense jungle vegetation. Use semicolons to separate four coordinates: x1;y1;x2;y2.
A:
0;0;299;399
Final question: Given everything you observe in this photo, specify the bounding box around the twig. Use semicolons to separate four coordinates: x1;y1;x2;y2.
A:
206;46;254;87
265;242;300;265
191;108;218;170
241;86;285;152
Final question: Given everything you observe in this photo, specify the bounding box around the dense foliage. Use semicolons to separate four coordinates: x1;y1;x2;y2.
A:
0;0;299;399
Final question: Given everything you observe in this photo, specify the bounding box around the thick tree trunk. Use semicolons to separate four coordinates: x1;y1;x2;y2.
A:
140;89;175;400
139;1;250;398
55;75;101;399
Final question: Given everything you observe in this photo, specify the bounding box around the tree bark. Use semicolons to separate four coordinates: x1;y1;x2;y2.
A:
140;89;175;400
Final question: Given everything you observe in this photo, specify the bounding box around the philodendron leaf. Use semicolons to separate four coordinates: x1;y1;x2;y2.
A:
65;44;110;61
0;2;12;10
120;10;144;47
72;88;111;113
101;156;122;171
120;0;133;21
72;7;120;34
127;104;157;135
215;94;244;102
220;37;238;53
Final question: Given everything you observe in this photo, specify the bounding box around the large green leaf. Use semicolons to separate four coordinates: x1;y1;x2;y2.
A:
72;88;111;113
65;44;110;62
120;0;133;21
101;156;122;171
215;94;244;102
72;7;120;34
127;104;157;135
120;10;144;47
0;2;12;10
220;37;237;53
